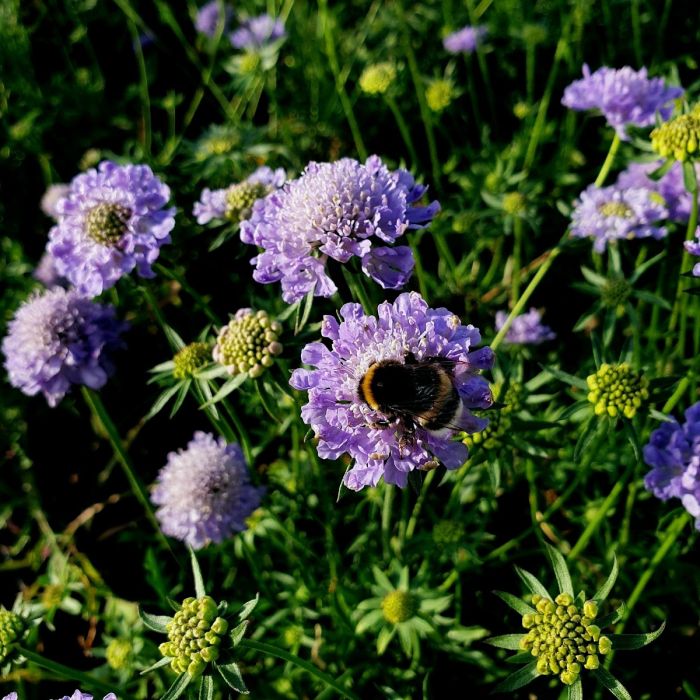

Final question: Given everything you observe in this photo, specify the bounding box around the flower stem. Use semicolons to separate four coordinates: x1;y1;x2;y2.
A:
511;216;524;305
593;133;621;187
384;94;420;170
405;469;437;540
381;484;395;559
238;638;360;700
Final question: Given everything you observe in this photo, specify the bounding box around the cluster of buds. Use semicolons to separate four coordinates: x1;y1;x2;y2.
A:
213;309;283;378
586;363;649;419
425;78;456;113
520;593;611;686
381;590;418;625
502;192;527;216
85;203;131;245
601;277;632;310
173;342;212;380
0;608;24;665
358;63;397;96
463;383;521;451
223;181;269;225
159;596;228;678
106;638;133;671
651;106;700;162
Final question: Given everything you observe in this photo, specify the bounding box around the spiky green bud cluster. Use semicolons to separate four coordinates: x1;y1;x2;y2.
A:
159;596;228;678
173;342;212;380
381;590;417;625
601;277;632;309
85;203;131;245
198;129;240;159
513;102;530;120
425;79;456;113
0;608;24;664
432;519;463;550
503;192;527;215
213;309;283;378
463;383;521;451
651;107;700;162
224;181;269;224
358;63;397;95
520;593;610;686
106;638;133;670
586;363;649;419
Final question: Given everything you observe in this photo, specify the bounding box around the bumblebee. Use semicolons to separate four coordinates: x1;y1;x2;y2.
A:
357;354;464;442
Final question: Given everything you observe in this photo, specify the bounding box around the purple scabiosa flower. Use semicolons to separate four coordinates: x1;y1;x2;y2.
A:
685;227;700;277
561;65;683;140
40;183;69;220
33;251;68;288
2;288;127;407
289;292;494;491
495;308;555;345
195;0;232;38
152;431;262;549
47;161;176;297
644;402;700;530
193;166;286;225
570;183;668;252
240;155;440;303
229;14;286;50
443;25;487;54
2;692;117;700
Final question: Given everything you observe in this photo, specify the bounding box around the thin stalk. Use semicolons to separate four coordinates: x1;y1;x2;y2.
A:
154;263;223;326
631;0;643;66
384;93;420;170
464;55;483;133
511;216;523;305
405;469;437;539
125;17;152;158
221;397;253;465
381;484;395;559
341;266;374;312
464;0;496;127
408;231;430;299
593;134;621;187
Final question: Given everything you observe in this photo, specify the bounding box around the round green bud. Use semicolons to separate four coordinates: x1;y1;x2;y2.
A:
173;342;212;380
359;63;397;95
211;617;228;635
381;590;417;625
598;636;612;655
425;78;456;113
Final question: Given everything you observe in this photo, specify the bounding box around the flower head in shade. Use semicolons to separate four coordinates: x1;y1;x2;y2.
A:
152;431;263;548
240;156;440;303
561;65;683;140
229;14;286;50
40;183;69;220
570;183;667;252
586;363;648;419
289;292;494;490
443;25;487;54
195;0;232;38
495;309;555;345
193;166;286;225
2;288;127;407
644;402;700;529
47;161;176;297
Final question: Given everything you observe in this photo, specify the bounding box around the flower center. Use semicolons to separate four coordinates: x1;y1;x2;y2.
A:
381;590;417;624
601;278;632;308
520;593;610;686
651;109;700;162
598;201;632;218
85;203;131;245
586;362;649;419
173;342;212;380
225;181;269;224
0;608;24;664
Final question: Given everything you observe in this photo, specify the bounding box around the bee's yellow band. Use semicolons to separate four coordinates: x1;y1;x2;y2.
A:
359;363;380;410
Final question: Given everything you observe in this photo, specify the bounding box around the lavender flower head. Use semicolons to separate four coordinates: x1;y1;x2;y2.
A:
240;155;440;303
644;402;700;530
152;431;262;548
195;1;232;38
47;161;176;297
229;14;286;50
561;65;683;140
193;166;286;225
684;227;700;277
2;288;127;407
495;308;555;345
3;694;117;700
40;183;69;220
443;25;487;54
289;292;494;491
570;183;667;252
33;251;68;289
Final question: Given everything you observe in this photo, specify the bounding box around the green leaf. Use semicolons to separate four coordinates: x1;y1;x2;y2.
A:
484;634;525;650
161;672;191;700
295;287;315;335
633;289;672;310
170;380;191;418
487;460;501;493
567;677;583;700
216;661;249;694
493;591;536;616
596;602;626;628
683;160;699;193
629;250;665;283
189;547;206;598
146;382;182;420
591;666;632;700
506;651;534;664
377;625;395;655
593;555;618;604
203;373;247;405
492;661;539;693
195;364;229;380
198;674;214;700
514;566;550;599
238;593;260;621
164;325;186;351
608;621;665;650
647;158;674;181
622;419;642;463
138;608;173;633
545;544;573;596
580;266;608;287
574;414;600;463
230;619;250;646
541;365;589;390
140;656;173;675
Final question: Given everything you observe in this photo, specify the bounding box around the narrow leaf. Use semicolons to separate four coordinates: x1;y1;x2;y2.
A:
622;419;642;463
574;414;600;463
541;365;589;390
514;566;550;599
484;634;525;650
608;621;665;650
189;547;206;598
146;383;182;420
593;555;618;604
161;672;191;700
546;544;574;596
591;666;632;700
199;674;214;700
170;380;191;418
140;656;173;675
567;677;583;700
506;651;535;664
195;364;229;380
493;591;536;616
596;602;626;628
203;373;247;405
492;661;539;693
138;608;173;633
295;288;315;335
238;593;260;621
217;661;249;694
230;619;250;646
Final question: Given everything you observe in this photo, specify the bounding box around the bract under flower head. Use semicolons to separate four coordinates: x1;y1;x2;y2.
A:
570;183;667;252
495;309;555;345
443;25;487;54
47;161;176;297
229;14;286;50
240;156;440;303
195;0;232;38
289;292;494;490
2;288;127;407
152;431;263;548
644;402;700;529
561;65;683;140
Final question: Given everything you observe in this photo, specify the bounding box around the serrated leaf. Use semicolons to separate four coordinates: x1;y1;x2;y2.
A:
484;634;525;650
545;544;573;596
216;662;249;694
514;566;550;599
567;677;583;700
608;621;665;650
199;674;214;700
492;661;539;693
138;608;173;633
230;619;250;646
189;547;206;598
494;591;536;616
140;655;173;675
238;593;259;621
161;672;191;700
203;373;247;405
593;555;618;605
591;666;632;700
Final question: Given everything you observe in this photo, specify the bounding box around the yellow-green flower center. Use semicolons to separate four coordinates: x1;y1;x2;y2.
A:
359;63;397;96
0;608;24;664
598;201;633;218
586;363;649;419
213;309;283;378
503;192;527;215
520;593;611;686
85;203;131;245
381;590;417;624
159;596;228;678
106;638;133;670
651;111;700;162
426;79;455;113
173;342;212;380
225;181;269;224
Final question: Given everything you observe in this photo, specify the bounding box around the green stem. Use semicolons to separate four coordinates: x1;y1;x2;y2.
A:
385;94;420;170
341;266;374;312
593;133;621;188
238;639;360;700
511;216;523;305
405;469;437;539
381;484;395;559
125;16;151;158
154;264;222;326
